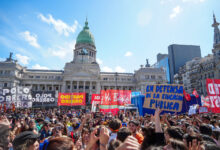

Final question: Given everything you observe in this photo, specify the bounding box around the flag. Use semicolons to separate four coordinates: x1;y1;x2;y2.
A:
3;103;6;113
183;90;191;101
192;89;199;98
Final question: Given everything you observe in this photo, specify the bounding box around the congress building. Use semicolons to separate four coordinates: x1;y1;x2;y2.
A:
0;19;166;103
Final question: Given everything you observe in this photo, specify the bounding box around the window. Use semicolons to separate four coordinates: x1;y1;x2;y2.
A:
49;76;54;79
74;86;77;89
56;87;59;90
67;85;70;89
4;83;7;87
93;86;96;90
145;75;149;79
5;70;10;75
49;87;52;91
158;76;162;79
127;78;131;81
79;86;83;89
85;86;89;89
151;75;155;79
36;76;40;79
29;76;34;78
0;70;3;74
103;78;108;80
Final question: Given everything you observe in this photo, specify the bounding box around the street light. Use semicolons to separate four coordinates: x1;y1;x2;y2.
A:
115;72;118;90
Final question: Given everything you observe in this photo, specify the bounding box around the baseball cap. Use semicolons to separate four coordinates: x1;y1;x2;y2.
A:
13;131;40;147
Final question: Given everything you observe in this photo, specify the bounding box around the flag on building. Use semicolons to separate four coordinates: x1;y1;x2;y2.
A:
183;90;191;101
192;89;199;98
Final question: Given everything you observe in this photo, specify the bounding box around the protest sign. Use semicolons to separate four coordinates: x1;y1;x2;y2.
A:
99;90;131;114
91;94;101;112
0;86;32;108
206;78;220;113
143;84;183;112
199;106;209;113
32;91;55;106
58;93;85;106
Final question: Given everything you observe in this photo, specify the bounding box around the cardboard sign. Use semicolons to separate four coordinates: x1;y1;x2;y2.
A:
58;93;85;106
143;84;183;112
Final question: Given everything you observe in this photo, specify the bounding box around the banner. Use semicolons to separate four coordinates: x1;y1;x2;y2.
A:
91;94;101;112
99;90;131;114
58;93;85;106
143;84;183;112
0;86;32;108
32;91;55;106
206;78;220;113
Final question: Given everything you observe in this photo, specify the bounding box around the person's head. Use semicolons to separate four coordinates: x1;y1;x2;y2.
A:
202;115;210;124
46;137;75;150
0;124;10;150
163;139;187;150
108;119;121;133
28;119;35;129
12;131;39;150
199;123;212;136
117;127;131;142
108;139;121;150
165;127;184;142
52;124;64;137
81;128;90;145
128;120;139;134
183;133;202;148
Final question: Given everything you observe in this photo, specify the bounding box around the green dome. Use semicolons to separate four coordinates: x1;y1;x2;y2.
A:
76;19;95;46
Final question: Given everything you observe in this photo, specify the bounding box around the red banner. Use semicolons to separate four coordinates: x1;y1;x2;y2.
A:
99;90;131;114
91;94;101;104
206;79;220;113
58;93;86;106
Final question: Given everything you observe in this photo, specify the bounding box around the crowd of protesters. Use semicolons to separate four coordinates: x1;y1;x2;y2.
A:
0;107;220;150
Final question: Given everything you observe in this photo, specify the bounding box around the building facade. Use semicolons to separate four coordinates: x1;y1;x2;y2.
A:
0;19;167;103
174;14;220;96
168;44;201;83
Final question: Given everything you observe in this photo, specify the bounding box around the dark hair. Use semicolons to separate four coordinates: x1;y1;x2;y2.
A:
117;127;131;142
205;143;220;150
169;139;187;150
141;126;166;150
212;130;220;141
199;123;212;136
0;125;10;150
109;119;121;131
46;137;74;150
183;133;202;147
14;138;37;150
108;139;121;150
166;127;184;140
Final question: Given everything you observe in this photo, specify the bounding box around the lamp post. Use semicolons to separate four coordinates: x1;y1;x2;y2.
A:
115;72;118;90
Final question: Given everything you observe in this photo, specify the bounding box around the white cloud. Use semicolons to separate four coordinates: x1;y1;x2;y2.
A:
96;58;103;65
15;54;30;65
49;40;75;60
38;14;78;36
125;51;133;57
115;66;126;73
32;64;49;70
20;31;40;48
137;10;152;27
170;5;182;19
0;57;4;61
102;66;113;72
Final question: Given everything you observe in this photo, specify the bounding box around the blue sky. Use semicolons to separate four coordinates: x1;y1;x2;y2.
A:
0;0;219;72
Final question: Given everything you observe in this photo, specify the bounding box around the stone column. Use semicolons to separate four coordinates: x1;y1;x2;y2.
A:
77;81;79;93
44;84;47;91
83;81;86;93
70;81;73;93
61;81;66;92
37;84;40;91
96;81;101;93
